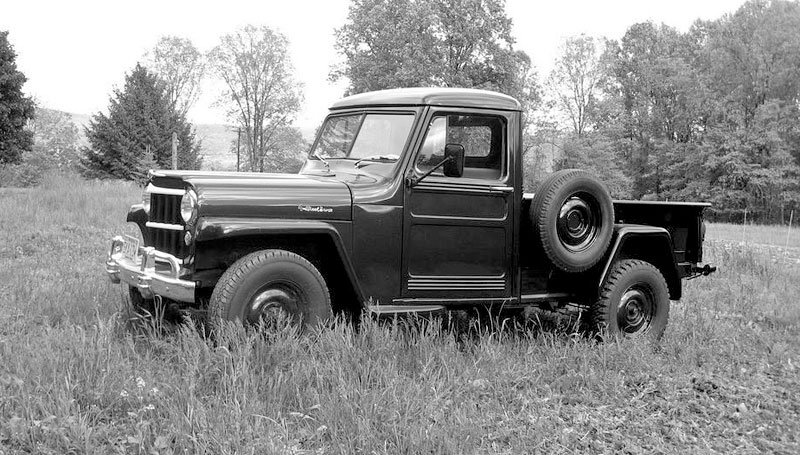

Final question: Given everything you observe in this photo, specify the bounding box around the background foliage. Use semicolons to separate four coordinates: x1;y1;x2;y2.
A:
3;0;800;222
208;25;307;173
0;31;35;165
534;0;800;222
81;64;202;181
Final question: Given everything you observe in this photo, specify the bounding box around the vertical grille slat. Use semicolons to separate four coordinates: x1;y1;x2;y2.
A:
168;195;176;224
146;186;187;259
160;195;168;223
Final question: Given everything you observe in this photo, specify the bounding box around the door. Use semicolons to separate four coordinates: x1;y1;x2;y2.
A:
401;111;514;300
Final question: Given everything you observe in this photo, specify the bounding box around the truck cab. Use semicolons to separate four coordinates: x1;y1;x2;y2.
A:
106;87;715;339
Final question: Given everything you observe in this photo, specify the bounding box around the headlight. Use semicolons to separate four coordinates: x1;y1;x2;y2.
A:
142;189;151;214
180;188;198;224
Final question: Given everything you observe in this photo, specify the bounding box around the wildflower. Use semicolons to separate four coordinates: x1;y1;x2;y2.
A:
150;387;159;395
120;390;129;398
143;404;155;411
135;377;145;389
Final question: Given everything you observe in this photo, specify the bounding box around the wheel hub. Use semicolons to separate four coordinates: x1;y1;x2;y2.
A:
617;287;654;334
557;195;598;252
247;285;302;325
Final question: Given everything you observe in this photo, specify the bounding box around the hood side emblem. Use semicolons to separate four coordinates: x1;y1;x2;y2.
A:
298;205;334;213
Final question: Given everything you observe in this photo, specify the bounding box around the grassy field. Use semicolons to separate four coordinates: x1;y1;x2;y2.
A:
1;175;798;454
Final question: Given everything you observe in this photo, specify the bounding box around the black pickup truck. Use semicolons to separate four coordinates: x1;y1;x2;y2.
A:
106;88;715;339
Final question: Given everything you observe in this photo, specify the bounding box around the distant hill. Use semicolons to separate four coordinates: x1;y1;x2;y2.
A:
194;124;317;171
194;123;238;171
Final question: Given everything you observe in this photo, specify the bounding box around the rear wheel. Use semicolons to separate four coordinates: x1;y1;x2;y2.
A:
208;249;332;332
588;259;670;340
531;169;614;272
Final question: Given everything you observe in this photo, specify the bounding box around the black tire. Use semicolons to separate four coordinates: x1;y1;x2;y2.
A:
127;286;182;322
588;259;670;340
128;286;155;315
531;169;614;272
208;249;332;332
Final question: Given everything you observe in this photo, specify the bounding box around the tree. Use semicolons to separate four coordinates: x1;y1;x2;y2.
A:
332;0;441;93
547;35;607;136
234;126;307;173
703;0;800;130
0;31;35;164
332;0;537;105
30;108;80;170
208;25;303;173
690;0;800;221
82;64;202;180
143;36;205;116
605;22;708;199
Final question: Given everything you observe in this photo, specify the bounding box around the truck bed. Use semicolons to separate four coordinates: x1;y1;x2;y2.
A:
520;195;709;291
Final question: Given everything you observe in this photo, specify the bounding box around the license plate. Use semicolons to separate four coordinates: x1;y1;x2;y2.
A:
121;235;140;262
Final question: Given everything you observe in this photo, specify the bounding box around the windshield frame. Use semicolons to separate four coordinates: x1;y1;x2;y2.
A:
306;108;419;177
308;112;365;161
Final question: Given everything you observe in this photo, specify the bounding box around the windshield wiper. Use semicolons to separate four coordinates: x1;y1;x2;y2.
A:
354;154;400;168
310;151;331;172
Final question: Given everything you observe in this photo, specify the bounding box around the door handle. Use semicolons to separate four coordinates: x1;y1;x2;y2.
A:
489;186;514;194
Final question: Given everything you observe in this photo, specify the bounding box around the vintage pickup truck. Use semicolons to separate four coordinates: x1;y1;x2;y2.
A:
106;88;715;339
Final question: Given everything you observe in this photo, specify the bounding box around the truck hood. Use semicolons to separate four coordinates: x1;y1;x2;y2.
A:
151;170;352;221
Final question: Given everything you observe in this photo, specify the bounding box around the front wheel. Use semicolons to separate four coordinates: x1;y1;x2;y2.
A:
588;259;670;340
208;249;332;332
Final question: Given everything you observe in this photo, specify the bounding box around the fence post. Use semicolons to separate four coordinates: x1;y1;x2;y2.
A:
171;132;178;170
236;128;241;172
741;209;748;243
785;210;794;257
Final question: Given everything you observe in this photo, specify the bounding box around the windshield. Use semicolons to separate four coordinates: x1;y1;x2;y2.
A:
309;113;415;175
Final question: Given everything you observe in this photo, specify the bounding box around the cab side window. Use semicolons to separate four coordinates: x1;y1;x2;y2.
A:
415;114;506;181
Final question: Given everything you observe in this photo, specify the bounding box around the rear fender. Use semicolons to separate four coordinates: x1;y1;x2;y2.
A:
599;225;682;300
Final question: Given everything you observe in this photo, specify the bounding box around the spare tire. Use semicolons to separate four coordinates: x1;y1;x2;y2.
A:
531;169;614;272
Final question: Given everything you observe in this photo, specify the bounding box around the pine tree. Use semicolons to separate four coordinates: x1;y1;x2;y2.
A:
82;64;202;180
0;31;35;164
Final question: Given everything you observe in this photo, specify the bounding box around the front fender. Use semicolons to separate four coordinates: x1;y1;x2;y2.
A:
598;225;682;300
195;217;364;303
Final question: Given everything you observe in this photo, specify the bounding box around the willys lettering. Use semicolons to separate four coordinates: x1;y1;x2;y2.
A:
298;205;334;213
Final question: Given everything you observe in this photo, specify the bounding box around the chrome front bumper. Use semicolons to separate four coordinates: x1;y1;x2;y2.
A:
105;236;196;302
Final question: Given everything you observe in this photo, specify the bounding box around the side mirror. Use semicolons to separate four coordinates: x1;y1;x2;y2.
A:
443;143;465;178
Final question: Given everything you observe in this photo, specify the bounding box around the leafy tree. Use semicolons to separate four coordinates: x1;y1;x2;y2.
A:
82;64;202;180
604;22;708;199
555;130;633;198
208;25;304;173
332;0;537;106
30;108;81;170
143;36;205;116
702;0;800;130
234;126;307;173
692;0;800;221
332;0;440;93
546;35;607;136
0;31;35;164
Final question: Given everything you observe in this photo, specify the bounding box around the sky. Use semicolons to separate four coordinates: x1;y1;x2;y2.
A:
3;0;748;130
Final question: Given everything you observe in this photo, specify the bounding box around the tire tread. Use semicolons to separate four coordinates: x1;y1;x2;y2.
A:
207;249;330;331
588;259;669;338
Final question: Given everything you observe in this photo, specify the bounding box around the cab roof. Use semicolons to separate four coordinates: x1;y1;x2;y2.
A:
330;87;522;111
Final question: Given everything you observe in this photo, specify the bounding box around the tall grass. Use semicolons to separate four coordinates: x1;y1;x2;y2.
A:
1;176;798;453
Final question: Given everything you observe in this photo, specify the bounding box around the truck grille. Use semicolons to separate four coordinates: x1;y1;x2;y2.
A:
146;189;189;259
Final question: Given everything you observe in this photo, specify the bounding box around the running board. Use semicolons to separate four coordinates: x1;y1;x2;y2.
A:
368;304;446;316
369;293;573;315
